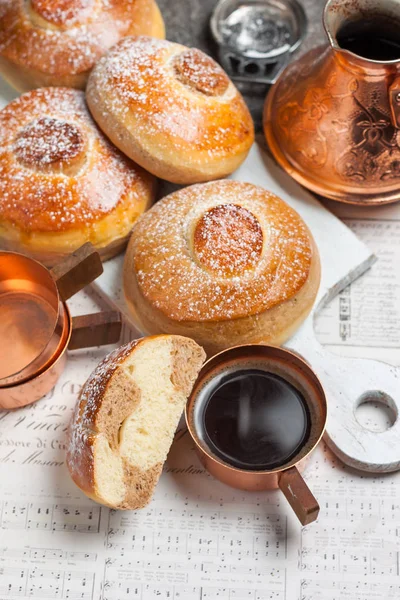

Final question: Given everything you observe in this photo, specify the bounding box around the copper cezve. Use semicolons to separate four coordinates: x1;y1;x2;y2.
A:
265;0;400;205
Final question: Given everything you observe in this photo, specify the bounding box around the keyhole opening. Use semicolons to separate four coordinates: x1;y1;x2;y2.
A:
355;391;398;433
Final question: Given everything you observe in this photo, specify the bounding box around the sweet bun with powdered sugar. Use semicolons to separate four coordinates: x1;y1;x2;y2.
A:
123;180;321;356
86;36;254;184
0;0;165;91
0;87;155;266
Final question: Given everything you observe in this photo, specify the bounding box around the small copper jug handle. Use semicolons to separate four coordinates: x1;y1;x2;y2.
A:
279;466;319;526
50;243;103;302
68;311;122;350
389;77;400;129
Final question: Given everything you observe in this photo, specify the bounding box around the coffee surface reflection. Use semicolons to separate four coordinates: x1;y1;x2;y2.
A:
337;18;400;61
199;369;311;471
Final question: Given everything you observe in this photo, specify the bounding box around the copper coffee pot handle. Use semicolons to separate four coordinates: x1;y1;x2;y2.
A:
69;311;122;350
50;243;103;302
279;466;319;526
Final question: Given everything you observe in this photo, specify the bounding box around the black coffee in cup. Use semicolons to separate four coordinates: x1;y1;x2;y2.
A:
194;368;311;471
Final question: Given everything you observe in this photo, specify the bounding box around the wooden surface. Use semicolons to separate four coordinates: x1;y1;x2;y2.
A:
69;311;122;350
51;243;103;303
279;466;320;526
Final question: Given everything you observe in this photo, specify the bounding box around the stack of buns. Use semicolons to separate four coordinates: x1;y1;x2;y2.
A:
0;10;255;262
0;3;322;510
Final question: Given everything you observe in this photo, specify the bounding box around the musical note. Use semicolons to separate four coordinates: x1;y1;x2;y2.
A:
0;566;28;597
52;505;101;533
0;503;28;529
0;306;399;600
0;502;101;534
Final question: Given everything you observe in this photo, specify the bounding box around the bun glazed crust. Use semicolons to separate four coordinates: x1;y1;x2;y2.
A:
0;87;155;266
86;36;255;184
124;181;321;356
0;0;165;91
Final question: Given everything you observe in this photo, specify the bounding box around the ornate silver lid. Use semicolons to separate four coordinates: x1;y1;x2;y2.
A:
211;0;307;84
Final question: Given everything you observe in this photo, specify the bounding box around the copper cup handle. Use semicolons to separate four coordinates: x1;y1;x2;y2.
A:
389;77;400;129
50;243;103;302
69;311;122;350
278;466;319;526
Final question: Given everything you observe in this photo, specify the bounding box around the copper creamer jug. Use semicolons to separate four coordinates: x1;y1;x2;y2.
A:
264;0;400;205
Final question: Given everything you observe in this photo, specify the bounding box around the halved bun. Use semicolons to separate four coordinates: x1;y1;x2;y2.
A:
66;335;206;509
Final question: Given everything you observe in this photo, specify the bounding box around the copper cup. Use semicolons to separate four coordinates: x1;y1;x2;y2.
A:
0;244;122;409
186;345;327;526
0;252;65;386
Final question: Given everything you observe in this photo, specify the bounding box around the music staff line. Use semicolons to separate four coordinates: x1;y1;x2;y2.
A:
102;582;285;600
106;532;286;560
301;578;400;599
103;557;284;579
0;502;101;533
0;566;95;599
310;494;400;520
0;547;97;563
300;547;400;576
113;507;284;527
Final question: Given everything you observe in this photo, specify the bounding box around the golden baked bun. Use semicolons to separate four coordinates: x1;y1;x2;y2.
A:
86;36;255;184
67;335;206;509
0;87;156;266
124;181;321;356
0;0;165;92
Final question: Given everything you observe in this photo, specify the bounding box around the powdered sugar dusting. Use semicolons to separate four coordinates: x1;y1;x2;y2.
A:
194;204;263;276
31;0;94;27
130;181;313;322
88;36;253;154
174;48;230;97
14;117;85;166
0;87;148;232
0;0;157;76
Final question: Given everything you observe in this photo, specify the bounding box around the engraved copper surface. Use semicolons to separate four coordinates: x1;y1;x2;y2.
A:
264;0;400;205
186;344;327;525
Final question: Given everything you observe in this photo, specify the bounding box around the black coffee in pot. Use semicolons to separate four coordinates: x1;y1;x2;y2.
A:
337;18;400;61
198;369;311;471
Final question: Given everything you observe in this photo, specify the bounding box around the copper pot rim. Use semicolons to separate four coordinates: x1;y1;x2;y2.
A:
0;303;72;390
0;244;121;410
264;70;400;206
185;343;327;477
323;0;400;69
0;305;122;410
0;250;63;386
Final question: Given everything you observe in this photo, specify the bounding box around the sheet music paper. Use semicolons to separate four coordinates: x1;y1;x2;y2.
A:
314;201;400;366
1;291;400;600
1;75;400;600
